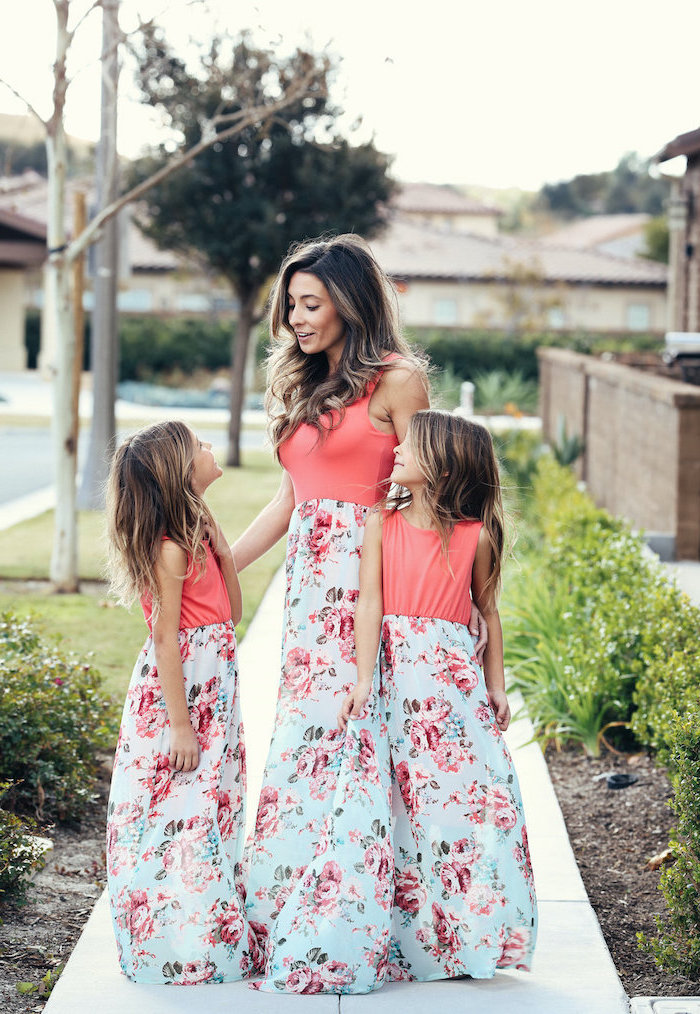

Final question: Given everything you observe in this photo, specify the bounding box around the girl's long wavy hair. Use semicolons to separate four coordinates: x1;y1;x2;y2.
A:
388;410;506;607
106;421;215;618
266;233;427;455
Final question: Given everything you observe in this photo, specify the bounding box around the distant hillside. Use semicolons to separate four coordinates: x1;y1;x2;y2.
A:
0;113;94;152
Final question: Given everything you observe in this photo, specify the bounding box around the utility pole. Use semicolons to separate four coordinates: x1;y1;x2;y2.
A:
78;0;120;509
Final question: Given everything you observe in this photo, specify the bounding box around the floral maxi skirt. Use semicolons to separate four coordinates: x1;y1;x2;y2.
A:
106;620;256;983
244;498;396;994
381;613;537;980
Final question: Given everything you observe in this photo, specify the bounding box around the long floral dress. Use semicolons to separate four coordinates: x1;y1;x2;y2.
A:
380;511;537;981
107;543;256;984
245;380;399;993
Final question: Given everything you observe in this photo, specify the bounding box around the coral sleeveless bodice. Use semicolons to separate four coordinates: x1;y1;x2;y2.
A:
141;540;231;631
381;510;483;625
279;366;399;507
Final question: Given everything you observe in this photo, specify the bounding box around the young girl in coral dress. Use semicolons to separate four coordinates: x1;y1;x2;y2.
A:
340;409;537;985
105;421;255;984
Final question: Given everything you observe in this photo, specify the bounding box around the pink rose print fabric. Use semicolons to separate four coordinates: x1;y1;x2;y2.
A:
245;499;398;992
381;614;537;980
107;621;254;983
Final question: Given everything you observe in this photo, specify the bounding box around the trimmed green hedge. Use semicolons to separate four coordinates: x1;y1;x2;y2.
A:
504;457;700;760
409;327;662;382
638;714;700;977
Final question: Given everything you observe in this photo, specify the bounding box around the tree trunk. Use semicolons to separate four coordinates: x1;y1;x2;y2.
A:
47;1;79;592
78;0;121;510
226;289;259;467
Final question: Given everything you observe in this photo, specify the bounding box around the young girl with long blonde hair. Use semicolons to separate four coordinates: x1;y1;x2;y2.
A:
105;421;255;984
339;409;537;984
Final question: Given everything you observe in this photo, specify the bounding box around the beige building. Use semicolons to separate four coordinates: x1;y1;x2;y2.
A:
0;176;668;369
370;214;667;333
654;126;700;333
0;205;46;370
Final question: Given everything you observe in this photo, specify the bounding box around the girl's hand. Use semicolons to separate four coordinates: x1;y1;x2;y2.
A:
469;601;488;666
338;682;372;731
206;519;232;562
169;721;200;772
487;689;511;731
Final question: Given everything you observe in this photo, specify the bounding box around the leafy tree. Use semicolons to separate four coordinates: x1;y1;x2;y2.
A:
641;215;669;263
0;138;93;176
131;30;396;466
537;152;669;219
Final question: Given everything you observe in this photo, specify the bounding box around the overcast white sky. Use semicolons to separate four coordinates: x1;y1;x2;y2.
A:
1;0;699;191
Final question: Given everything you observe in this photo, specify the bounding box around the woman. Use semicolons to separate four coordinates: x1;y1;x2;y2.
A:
233;234;485;989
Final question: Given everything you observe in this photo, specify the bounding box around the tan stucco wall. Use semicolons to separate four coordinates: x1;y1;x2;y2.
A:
538;347;700;560
0;270;27;370
396;278;667;332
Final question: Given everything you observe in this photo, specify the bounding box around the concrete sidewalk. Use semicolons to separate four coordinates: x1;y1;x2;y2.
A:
43;566;630;1014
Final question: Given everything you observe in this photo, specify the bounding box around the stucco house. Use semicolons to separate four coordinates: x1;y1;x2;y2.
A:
0;204;46;370
0;177;668;370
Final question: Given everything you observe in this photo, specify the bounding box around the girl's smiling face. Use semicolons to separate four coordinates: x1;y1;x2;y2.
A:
190;434;222;495
390;437;424;490
287;271;346;370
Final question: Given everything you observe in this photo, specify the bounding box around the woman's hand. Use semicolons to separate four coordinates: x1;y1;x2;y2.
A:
337;681;372;731
168;720;200;771
487;688;511;732
469;601;488;665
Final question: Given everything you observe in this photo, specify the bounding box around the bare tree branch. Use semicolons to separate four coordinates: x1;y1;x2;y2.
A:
0;79;48;131
64;65;324;261
68;0;104;39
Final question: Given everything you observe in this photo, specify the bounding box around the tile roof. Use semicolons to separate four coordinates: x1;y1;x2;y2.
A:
538;213;650;250
0;175;181;271
393;182;500;217
370;216;667;287
654;126;700;163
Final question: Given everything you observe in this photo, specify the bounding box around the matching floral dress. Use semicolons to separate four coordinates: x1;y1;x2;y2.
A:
106;370;537;991
106;542;256;983
245;373;537;993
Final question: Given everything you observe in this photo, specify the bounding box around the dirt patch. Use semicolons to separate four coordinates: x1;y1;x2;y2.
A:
1;749;698;1007
0;772;109;1013
546;748;699;999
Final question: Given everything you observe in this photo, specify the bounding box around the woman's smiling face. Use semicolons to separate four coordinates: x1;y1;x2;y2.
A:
287;271;346;370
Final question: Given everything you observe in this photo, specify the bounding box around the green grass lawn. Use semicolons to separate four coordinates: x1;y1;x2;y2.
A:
0;449;286;702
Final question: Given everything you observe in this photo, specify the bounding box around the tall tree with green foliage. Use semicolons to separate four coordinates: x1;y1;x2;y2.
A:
538;152;669;219
132;30;396;466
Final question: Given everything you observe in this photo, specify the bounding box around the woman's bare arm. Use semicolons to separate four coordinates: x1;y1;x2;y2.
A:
231;469;295;572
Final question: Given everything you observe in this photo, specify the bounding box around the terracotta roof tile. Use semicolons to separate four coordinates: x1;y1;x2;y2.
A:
370;216;667;287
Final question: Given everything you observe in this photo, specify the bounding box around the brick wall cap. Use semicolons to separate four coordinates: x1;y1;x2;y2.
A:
537;346;700;406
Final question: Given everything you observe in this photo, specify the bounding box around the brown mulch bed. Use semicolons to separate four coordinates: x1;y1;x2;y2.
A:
1;750;698;1008
546;747;699;999
0;768;109;1014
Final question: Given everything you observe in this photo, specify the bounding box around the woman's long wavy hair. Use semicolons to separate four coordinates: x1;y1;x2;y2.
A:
106;421;215;618
388;410;506;607
266;233;427;455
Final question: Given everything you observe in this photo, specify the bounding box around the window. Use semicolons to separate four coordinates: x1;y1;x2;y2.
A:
547;306;566;329
626;303;650;331
117;289;153;312
433;298;458;325
175;292;211;313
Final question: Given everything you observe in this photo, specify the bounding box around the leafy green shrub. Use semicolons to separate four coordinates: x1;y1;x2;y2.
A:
0;612;115;822
473;369;539;415
504;457;700;756
638;713;700;977
0;782;45;902
409;327;663;384
119;316;234;381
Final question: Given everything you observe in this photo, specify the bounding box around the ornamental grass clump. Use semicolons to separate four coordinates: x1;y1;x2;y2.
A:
0;612;115;823
638;714;700;978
